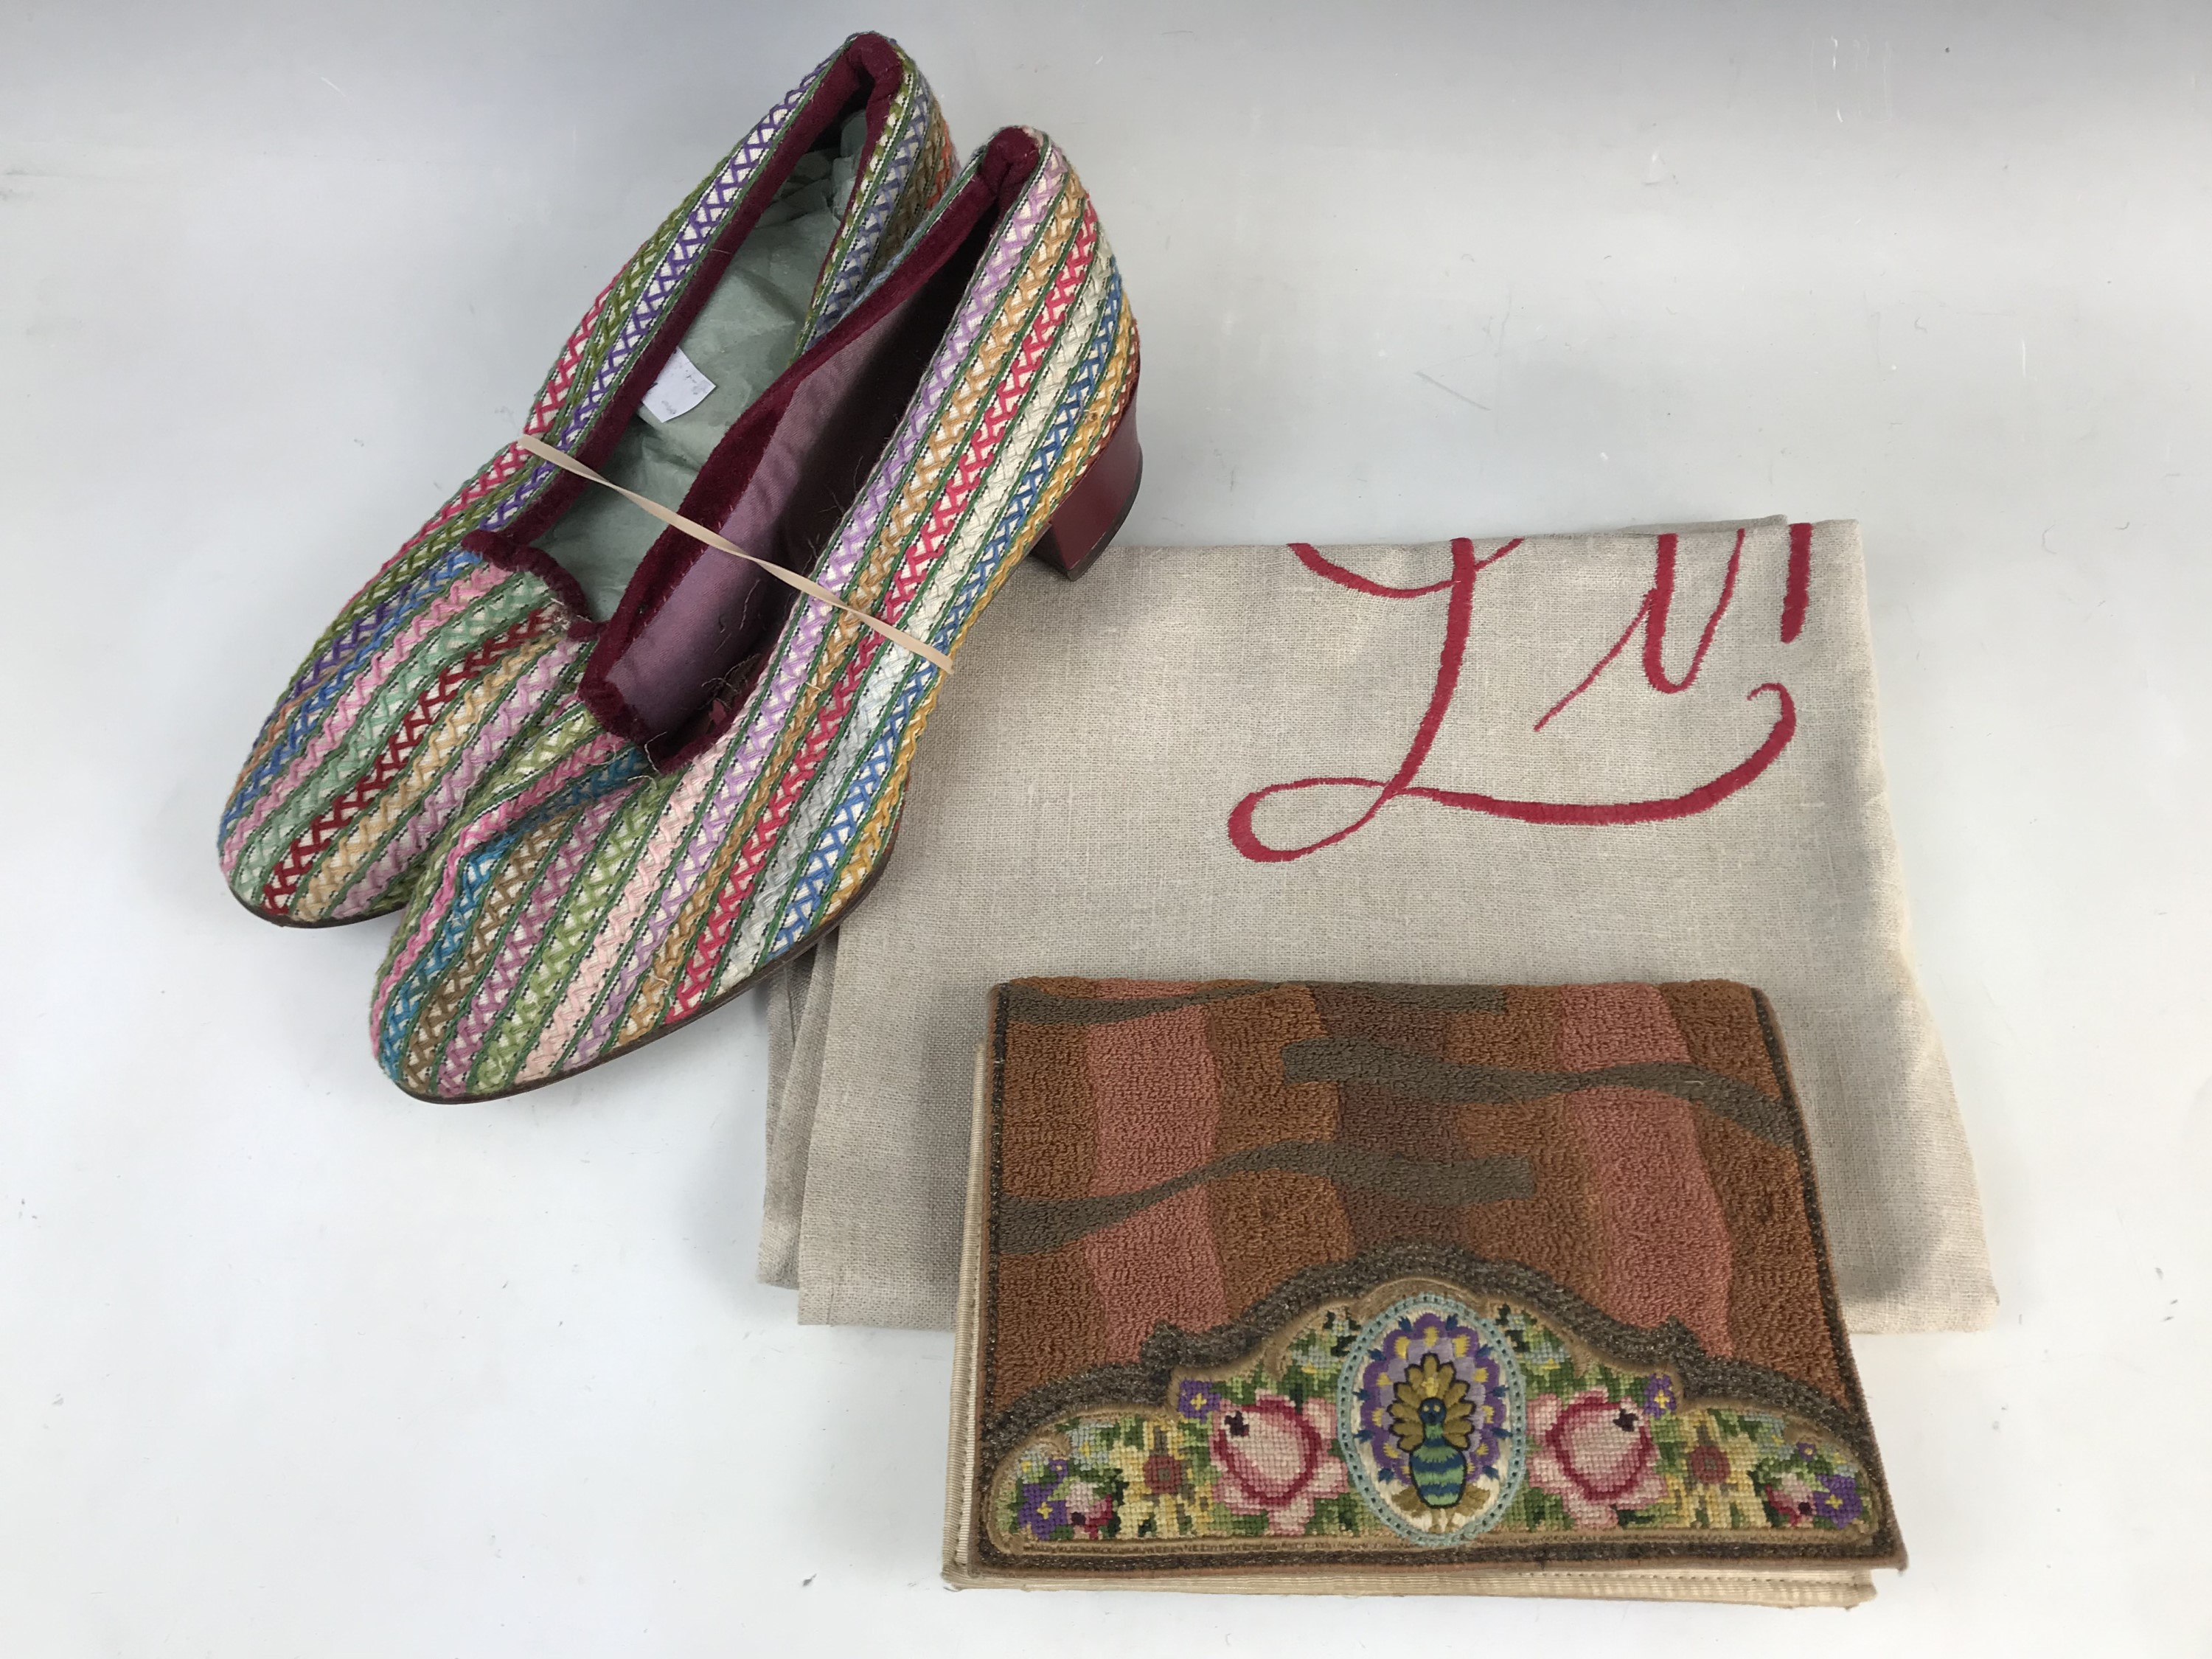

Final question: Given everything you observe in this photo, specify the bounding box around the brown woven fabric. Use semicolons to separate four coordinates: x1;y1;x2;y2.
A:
947;977;1902;1597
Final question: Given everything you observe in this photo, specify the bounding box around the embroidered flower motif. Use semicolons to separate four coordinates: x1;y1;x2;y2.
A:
1752;1418;1798;1454
991;1293;1877;1548
1108;1424;1208;1539
1661;1419;1769;1526
1763;1470;1820;1527
1065;1420;1121;1465
1210;1391;1349;1536
1526;1388;1666;1526
1059;1476;1115;1540
1014;1458;1073;1540
1810;1472;1863;1527
1758;1464;1864;1530
1177;1380;1225;1422
1143;1448;1187;1496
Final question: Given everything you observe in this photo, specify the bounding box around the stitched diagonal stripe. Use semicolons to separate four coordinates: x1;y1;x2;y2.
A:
259;609;554;912
647;194;1101;1026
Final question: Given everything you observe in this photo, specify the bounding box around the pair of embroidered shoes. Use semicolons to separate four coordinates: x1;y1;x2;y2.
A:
218;33;1141;1101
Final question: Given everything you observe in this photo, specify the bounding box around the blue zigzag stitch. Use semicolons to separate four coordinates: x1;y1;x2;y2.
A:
826;128;975;329
761;274;1124;955
573;87;803;408
935;273;1123;631
219;543;481;841
292;585;411;692
221;593;410;841
814;111;926;327
375;746;653;1072
764;664;933;959
377;836;512;1072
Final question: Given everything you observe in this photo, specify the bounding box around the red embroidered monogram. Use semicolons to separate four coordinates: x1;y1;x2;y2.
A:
1534;529;1745;731
1226;529;1808;864
1782;520;1813;644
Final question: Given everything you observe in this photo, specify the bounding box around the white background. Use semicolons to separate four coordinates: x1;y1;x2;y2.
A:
3;1;2205;1652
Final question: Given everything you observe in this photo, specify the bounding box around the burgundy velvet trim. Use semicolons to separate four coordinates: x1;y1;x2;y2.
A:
465;530;600;637
580;127;1046;761
468;35;908;571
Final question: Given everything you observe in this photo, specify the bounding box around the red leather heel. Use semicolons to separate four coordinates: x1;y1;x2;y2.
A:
1030;392;1141;580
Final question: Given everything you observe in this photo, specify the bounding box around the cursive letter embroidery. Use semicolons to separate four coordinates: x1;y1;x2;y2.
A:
1225;531;1801;864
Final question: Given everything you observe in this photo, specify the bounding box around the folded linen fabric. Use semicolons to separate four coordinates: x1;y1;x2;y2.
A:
762;519;1996;1335
944;976;1902;1602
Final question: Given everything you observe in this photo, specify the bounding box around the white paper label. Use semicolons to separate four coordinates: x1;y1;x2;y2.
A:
640;346;716;424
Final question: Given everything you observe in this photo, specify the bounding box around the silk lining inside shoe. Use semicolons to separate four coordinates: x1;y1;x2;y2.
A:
534;111;869;620
585;129;1044;769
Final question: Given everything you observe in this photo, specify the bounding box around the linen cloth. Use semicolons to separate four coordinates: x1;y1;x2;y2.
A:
759;518;1996;1335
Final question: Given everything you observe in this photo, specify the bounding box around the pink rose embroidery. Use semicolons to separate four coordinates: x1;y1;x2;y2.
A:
1526;1388;1666;1527
1210;1391;1349;1536
1059;1477;1115;1540
1763;1472;1818;1527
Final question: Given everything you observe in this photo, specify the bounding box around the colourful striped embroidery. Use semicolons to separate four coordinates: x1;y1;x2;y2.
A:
219;37;953;925
370;133;1138;1099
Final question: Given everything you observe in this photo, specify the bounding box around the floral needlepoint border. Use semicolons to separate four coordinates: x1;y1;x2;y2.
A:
982;1278;1886;1564
967;979;1903;1578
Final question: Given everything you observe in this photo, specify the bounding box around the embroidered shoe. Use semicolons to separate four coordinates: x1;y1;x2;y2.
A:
371;128;1141;1101
217;34;955;925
